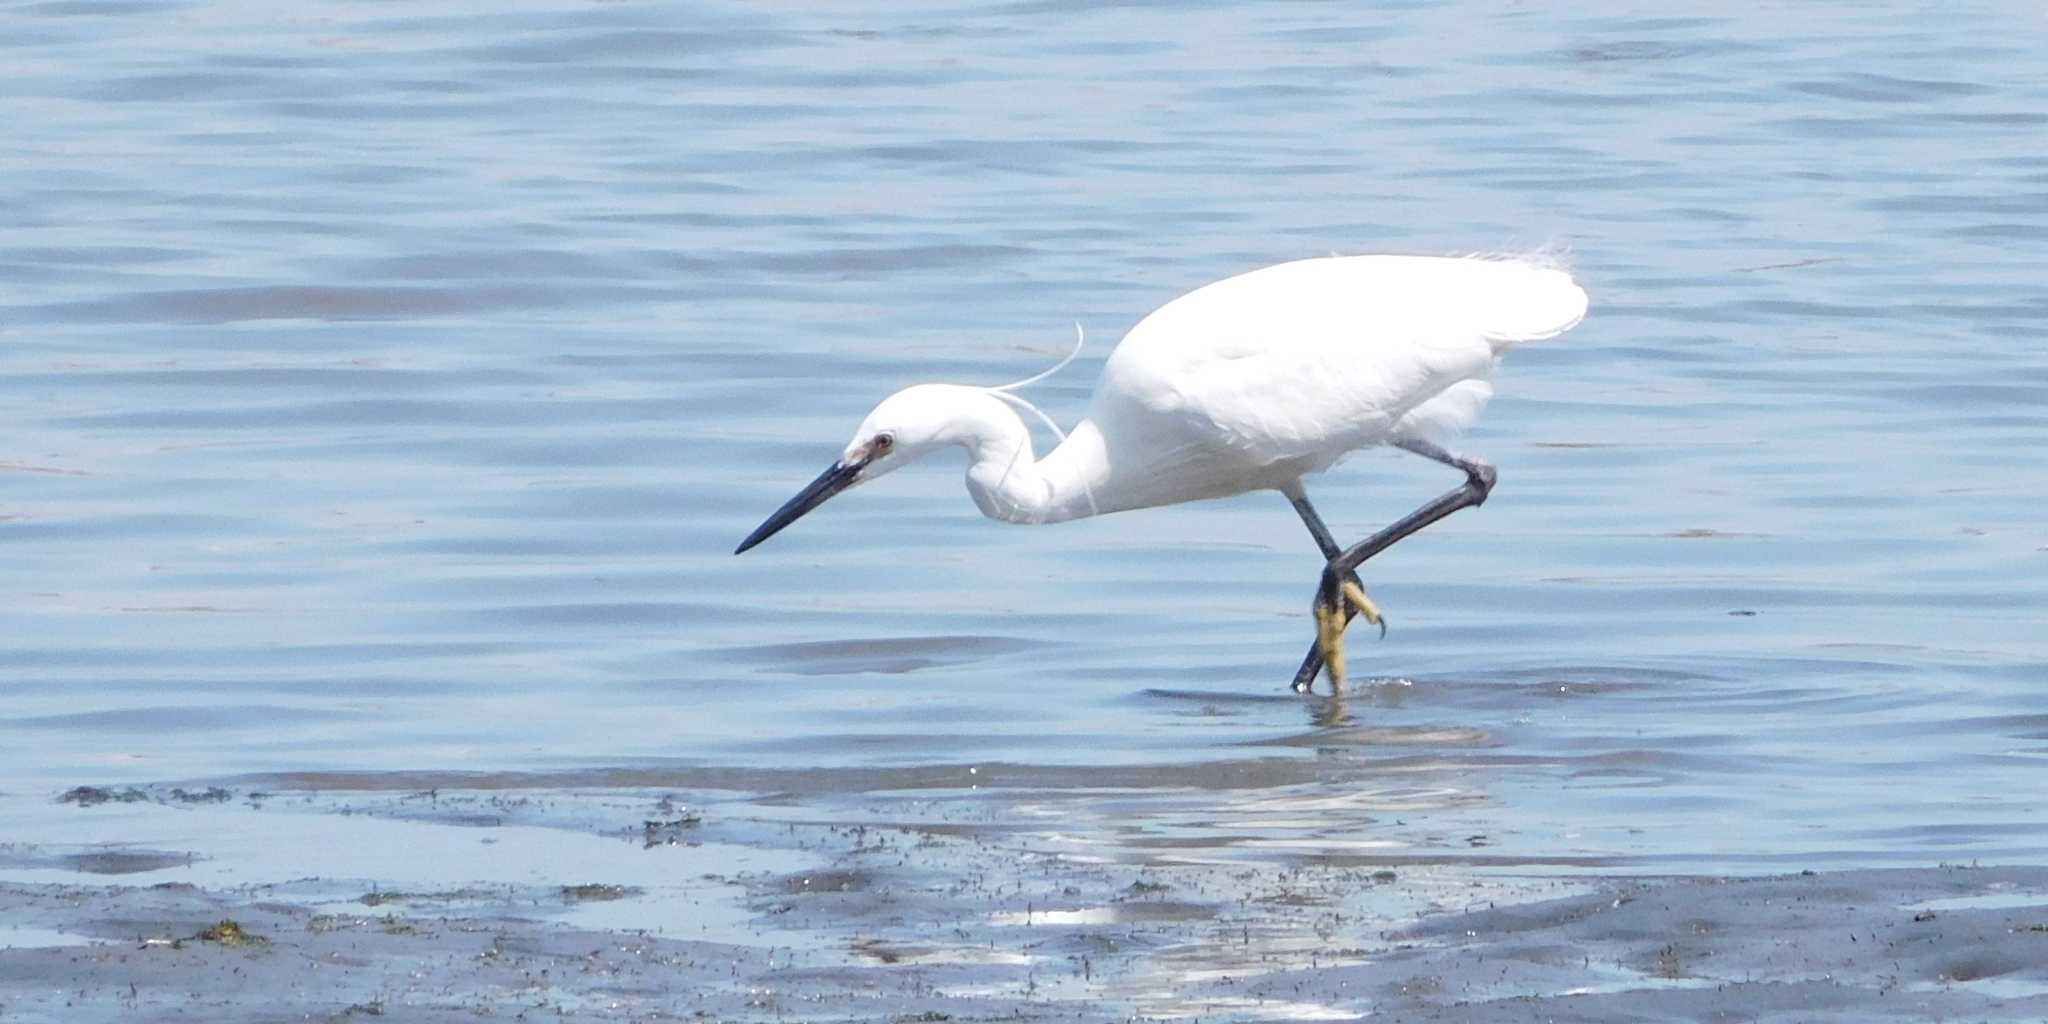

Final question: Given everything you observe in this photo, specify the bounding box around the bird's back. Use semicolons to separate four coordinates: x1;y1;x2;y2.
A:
1081;255;1586;507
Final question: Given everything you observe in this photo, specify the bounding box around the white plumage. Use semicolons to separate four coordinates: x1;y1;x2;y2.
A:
735;252;1589;691
1067;254;1587;515
743;253;1587;531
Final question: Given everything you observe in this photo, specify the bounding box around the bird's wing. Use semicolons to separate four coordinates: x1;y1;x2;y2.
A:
1096;255;1586;469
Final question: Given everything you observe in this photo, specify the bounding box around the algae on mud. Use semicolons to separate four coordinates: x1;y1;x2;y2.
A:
4;783;2047;1021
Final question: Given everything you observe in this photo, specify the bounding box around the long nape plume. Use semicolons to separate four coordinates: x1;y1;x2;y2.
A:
981;324;1096;518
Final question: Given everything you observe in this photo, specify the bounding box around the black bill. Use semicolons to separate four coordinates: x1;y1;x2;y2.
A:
733;458;864;554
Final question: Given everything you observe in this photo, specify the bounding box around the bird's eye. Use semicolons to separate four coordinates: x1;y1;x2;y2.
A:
873;433;894;453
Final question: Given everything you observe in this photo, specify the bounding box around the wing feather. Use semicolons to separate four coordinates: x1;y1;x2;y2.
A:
1095;255;1583;471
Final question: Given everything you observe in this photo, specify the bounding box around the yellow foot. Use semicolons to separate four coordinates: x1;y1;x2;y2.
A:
1314;575;1384;692
1315;594;1348;690
1340;579;1383;634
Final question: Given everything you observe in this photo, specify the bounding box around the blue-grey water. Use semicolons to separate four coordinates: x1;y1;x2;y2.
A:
4;1;2047;876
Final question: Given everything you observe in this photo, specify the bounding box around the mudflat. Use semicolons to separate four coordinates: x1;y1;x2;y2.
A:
5;783;2044;1022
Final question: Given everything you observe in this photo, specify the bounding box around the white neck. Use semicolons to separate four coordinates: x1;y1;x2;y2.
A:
946;390;1109;525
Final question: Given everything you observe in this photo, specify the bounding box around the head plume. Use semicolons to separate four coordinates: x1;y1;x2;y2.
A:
980;324;1094;517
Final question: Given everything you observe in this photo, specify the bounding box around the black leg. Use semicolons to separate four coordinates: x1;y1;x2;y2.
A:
1283;486;1384;694
1329;456;1494;578
1292;626;1332;693
1286;488;1342;559
1292;440;1498;691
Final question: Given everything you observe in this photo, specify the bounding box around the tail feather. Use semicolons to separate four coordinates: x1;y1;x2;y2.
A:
1474;257;1589;347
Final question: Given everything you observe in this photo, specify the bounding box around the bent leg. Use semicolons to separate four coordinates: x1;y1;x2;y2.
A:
1282;484;1384;694
1297;443;1498;691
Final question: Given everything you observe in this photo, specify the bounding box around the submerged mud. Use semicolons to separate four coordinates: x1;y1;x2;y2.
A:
4;782;2046;1021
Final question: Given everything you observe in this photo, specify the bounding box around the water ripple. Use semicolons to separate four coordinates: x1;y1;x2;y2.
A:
1;0;2045;875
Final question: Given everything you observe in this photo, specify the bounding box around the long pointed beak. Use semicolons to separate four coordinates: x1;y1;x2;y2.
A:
734;458;864;554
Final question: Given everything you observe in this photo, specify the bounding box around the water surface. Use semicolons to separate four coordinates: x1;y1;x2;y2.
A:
3;1;2047;874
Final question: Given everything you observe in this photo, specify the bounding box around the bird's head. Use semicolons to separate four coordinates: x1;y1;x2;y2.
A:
733;384;974;554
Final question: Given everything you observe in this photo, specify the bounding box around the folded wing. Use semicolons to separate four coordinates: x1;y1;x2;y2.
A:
1094;255;1587;477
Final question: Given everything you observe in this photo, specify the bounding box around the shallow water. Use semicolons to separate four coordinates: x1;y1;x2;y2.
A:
4;1;2047;877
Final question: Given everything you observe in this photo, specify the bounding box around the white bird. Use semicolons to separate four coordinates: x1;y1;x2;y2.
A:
735;254;1589;692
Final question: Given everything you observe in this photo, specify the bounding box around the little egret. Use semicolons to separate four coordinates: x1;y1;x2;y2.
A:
735;254;1588;692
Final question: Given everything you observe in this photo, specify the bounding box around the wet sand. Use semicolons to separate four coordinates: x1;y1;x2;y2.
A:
5;782;2046;1022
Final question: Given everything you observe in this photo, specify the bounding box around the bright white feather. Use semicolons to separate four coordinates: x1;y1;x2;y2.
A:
739;252;1591;687
787;253;1589;527
1065;254;1588;512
